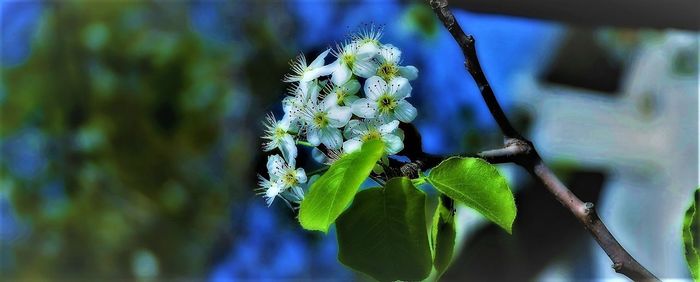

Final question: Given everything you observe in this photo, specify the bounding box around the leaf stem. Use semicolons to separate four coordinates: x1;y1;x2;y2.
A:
412;176;428;187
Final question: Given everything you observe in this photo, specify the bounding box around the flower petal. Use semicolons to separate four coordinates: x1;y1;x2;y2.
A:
297;80;320;101
343;119;363;138
388;77;412;100
286;186;305;202
327;106;352;128
357;42;379;59
280;134;298;163
295;168;307;184
297;81;311;97
377;112;395;124
351;98;378;118
398;65;418;80
344;94;360;105
302;64;333;82
343;79;361;95
394;128;405;140
379;44;401;64
353;59;379;78
309;48;331;69
306;127;321;146
285;117;299;133
311;147;329;164
282;96;303;119
378;120;399;134
322;93;339;109
278;115;292;131
343;139;363;154
319;127;343;149
266;155;286;179
364;76;387;101
394;100;417;123
331;62;352;85
282;96;294;114
264;182;283;206
307;81;323;102
383;134;404;155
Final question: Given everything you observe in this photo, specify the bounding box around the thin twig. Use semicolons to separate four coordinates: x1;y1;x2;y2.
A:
416;138;530;168
369;174;386;186
428;0;521;140
476;138;531;164
417;149;513;169
425;0;659;280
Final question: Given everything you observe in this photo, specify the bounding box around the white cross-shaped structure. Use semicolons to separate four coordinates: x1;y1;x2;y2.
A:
514;31;699;279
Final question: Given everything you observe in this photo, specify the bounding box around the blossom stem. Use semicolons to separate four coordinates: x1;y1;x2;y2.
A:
296;140;315;147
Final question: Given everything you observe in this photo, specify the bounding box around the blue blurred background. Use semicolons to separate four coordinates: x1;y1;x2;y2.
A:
1;0;698;280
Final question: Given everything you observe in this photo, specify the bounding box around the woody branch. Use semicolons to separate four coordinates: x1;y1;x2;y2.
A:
413;0;661;280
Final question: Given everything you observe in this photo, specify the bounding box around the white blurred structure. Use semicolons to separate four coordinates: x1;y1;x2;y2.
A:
514;31;699;279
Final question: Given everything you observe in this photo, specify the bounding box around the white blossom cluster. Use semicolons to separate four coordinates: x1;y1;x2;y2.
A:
257;27;419;207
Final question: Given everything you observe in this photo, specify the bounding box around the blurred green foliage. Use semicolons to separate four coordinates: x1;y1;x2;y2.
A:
401;4;439;39
0;1;296;279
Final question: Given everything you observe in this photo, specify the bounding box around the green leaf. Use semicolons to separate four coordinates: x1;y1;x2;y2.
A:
432;195;456;277
683;188;700;281
298;140;384;233
427;157;516;233
336;177;432;282
372;163;385;174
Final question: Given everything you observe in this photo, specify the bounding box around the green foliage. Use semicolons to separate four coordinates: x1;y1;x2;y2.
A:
683;188;700;281
432;195;456;277
298;140;384;233
401;4;439;39
0;1;297;279
428;157;516;233
328;156;517;280
336;177;432;282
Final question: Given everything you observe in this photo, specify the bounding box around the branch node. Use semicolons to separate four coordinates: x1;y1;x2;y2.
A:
612;262;623;271
581;202;600;224
428;0;447;9
505;138;530;150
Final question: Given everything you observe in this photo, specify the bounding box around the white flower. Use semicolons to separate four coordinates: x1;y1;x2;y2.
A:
282;174;318;204
351;25;383;64
329;42;379;84
301;95;352;149
262;113;297;162
323;79;360;107
343;119;404;155
257;175;284;206
362;44;418;81
267;154;307;190
282;81;323;123
257;153;308;207
283;49;334;83
280;185;305;205
351;76;417;123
